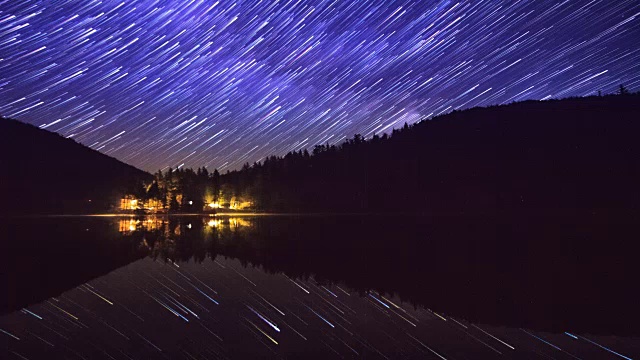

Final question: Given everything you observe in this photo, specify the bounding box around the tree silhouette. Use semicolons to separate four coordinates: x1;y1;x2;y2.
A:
619;84;630;95
143;94;640;215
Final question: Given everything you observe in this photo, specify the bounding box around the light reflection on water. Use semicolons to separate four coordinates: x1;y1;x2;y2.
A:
1;215;639;359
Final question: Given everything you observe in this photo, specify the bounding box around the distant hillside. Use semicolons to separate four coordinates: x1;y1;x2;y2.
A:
216;94;640;215
0;118;151;215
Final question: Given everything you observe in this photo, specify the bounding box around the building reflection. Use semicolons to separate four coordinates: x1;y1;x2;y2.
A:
117;217;166;233
206;217;253;229
116;216;256;263
118;216;253;234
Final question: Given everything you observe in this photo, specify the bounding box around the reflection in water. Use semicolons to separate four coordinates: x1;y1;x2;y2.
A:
118;217;166;232
1;215;639;359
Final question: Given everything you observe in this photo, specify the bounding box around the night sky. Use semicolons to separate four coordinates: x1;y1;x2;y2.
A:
0;1;638;172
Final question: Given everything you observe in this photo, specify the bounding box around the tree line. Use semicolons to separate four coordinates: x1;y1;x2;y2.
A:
132;91;640;214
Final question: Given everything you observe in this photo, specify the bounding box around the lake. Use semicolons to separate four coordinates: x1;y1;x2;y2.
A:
1;214;638;359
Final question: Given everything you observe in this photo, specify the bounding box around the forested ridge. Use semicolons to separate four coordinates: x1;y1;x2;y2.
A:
182;93;640;215
3;92;639;215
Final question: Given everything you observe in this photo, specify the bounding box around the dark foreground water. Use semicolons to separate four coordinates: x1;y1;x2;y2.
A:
1;215;639;359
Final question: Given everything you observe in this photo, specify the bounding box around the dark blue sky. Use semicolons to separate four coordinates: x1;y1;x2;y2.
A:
1;0;638;172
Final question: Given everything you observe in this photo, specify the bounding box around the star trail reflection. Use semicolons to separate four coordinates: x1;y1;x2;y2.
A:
1;254;638;359
1;215;639;358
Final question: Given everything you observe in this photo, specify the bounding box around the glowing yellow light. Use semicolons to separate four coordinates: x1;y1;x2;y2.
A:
207;219;219;227
208;202;220;208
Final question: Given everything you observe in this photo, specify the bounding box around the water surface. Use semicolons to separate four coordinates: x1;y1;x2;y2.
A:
1;215;638;359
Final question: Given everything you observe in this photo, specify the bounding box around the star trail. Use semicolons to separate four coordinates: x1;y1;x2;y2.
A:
0;0;638;171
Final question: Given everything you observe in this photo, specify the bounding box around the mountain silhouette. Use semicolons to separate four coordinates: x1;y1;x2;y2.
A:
0;118;151;215
213;93;640;215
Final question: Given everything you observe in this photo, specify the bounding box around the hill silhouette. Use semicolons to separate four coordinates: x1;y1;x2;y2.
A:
3;93;639;216
210;93;640;215
0;118;151;215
